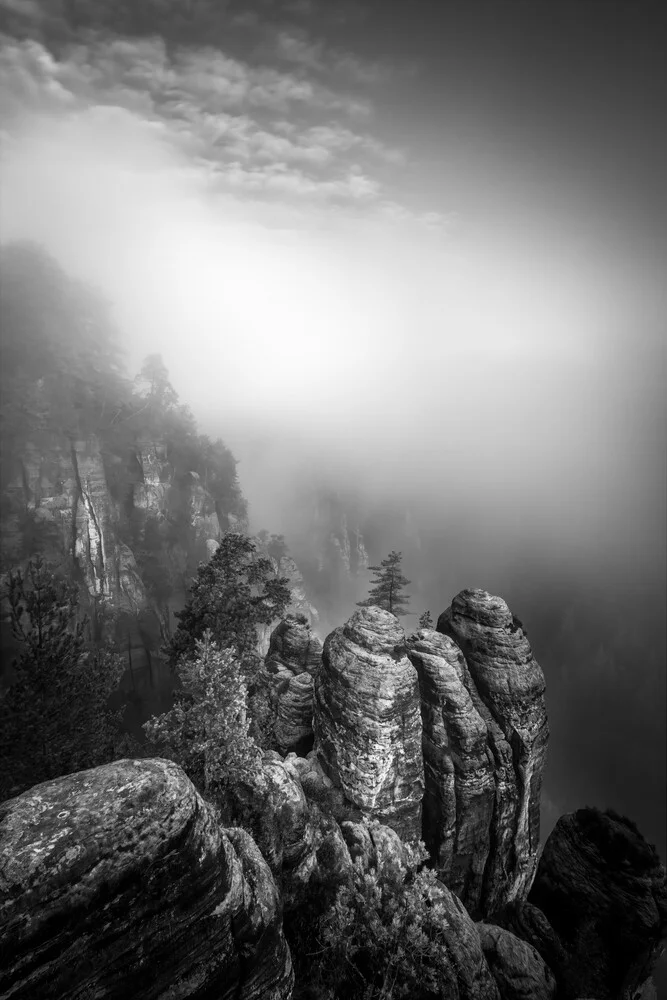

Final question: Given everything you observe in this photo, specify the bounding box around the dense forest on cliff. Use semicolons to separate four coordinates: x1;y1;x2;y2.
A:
0;241;249;682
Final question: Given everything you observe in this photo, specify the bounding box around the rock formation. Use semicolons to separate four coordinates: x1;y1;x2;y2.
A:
0;757;293;1000
436;588;549;912
490;900;566;983
411;883;501;1000
476;923;557;1000
313;606;424;842
265;615;323;677
528;808;667;999
407;626;496;915
231;752;352;911
339;818;408;873
258;616;323;755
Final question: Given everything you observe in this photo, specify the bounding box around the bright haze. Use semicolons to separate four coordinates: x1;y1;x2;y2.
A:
0;0;665;855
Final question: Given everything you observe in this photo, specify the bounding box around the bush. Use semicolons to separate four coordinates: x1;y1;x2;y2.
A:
287;839;460;999
143;629;262;800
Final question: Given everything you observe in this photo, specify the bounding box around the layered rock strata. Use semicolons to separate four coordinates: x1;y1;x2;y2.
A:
0;758;293;1000
231;752;352;911
407;627;496;915
313;606;424;841
259;616;323;755
476;923;557;1000
265;615;323;677
437;588;549;912
528;808;667;999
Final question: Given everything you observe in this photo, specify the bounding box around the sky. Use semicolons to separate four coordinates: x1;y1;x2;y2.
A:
0;1;666;860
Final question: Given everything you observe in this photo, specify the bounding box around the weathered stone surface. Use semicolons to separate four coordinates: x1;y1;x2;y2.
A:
420;883;501;1000
476;923;557;1000
274;672;315;756
340;820;408;873
265;615;323;677
490;901;566;981
232;754;317;910
437;589;548;912
258;617;323;755
0;757;293;1000
314;606;424;842
528;808;667;1000
232;754;354;912
407;627;495;915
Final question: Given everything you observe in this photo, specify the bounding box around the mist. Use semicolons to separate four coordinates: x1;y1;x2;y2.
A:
0;2;665;864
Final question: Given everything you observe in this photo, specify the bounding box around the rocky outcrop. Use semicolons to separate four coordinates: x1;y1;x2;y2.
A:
476;923;557;1000
265;616;323;676
313;606;424;842
490;901;566;982
407;627;496;915
340;819;408;873
411;882;501;1000
528;808;667;999
231;752;352;911
254;544;321;656
0;757;293;999
258;617;323;755
437;589;548;912
274;673;316;756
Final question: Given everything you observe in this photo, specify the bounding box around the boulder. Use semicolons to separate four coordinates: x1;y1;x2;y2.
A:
314;606;424;841
490;900;566;981
437;588;549;911
231;754;353;910
528;807;667;999
476;922;557;999
0;758;293;999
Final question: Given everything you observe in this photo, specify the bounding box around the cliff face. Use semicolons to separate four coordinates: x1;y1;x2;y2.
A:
437;589;549;913
1;427;243;697
1;425;321;729
0;758;294;999
407;627;496;915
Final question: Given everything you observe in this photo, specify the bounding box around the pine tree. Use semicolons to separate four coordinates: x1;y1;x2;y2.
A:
418;610;434;629
165;532;292;679
357;550;411;617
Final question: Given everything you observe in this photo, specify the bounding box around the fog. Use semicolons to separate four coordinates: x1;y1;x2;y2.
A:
0;8;665;867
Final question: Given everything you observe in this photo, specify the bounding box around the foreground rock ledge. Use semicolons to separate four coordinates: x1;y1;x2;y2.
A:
0;758;294;1000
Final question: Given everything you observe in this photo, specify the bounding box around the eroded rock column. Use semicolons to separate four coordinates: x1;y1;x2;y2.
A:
313;606;424;842
433;589;549;913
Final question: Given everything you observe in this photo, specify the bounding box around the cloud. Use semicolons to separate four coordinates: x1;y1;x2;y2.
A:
0;28;423;222
0;0;43;17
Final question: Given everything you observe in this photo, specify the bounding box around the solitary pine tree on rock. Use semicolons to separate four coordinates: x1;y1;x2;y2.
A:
357;550;411;617
418;610;434;629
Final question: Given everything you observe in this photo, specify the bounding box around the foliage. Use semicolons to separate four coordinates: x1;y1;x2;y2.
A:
287;839;459;999
357;551;411;617
165;532;291;679
0;557;132;800
417;610;434;629
143;630;261;797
